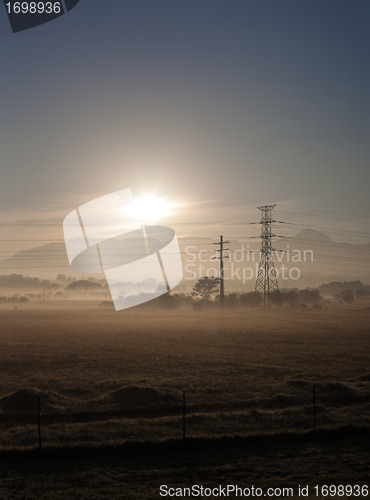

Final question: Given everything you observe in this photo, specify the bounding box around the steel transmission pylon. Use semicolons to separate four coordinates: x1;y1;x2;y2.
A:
254;204;279;308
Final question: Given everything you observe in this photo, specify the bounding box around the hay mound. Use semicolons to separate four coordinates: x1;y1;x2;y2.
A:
318;382;361;404
0;388;67;415
101;386;178;409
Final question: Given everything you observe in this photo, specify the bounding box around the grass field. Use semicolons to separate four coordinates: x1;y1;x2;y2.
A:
1;430;369;499
0;302;369;498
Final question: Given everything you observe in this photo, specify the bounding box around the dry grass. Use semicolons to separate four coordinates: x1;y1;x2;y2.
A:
0;302;369;498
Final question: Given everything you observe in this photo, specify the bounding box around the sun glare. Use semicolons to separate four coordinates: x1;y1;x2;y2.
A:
124;195;172;222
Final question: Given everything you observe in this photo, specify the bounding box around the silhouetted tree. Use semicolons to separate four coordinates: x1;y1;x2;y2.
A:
270;289;283;307
224;293;240;307
341;289;354;304
65;280;102;292
355;288;367;299
192;276;220;301
239;292;260;307
281;289;299;307
299;288;321;305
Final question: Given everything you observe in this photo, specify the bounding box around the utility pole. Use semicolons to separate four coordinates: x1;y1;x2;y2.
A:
254;205;279;308
37;396;42;452
213;236;229;308
182;391;186;440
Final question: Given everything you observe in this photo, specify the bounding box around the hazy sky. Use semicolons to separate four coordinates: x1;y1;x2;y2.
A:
0;0;369;249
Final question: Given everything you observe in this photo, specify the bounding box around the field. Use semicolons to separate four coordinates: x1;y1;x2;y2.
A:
0;302;369;498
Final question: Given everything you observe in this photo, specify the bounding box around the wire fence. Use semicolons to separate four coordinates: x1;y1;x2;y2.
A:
0;384;369;452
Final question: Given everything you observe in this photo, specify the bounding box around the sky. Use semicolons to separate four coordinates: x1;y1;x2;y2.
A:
0;0;369;256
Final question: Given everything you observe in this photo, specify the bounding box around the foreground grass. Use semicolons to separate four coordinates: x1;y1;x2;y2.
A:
0;305;369;497
0;427;369;499
0;305;369;450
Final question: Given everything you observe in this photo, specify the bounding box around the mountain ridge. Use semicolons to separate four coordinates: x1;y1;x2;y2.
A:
0;229;368;286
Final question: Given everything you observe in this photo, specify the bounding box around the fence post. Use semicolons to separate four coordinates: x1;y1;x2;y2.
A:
37;396;42;452
313;384;316;434
182;391;186;440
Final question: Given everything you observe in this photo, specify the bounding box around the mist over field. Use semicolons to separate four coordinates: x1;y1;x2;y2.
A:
0;303;369;441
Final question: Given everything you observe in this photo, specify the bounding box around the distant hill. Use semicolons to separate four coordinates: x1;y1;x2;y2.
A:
0;229;369;288
293;229;335;244
0;274;49;288
0;242;80;279
179;230;370;289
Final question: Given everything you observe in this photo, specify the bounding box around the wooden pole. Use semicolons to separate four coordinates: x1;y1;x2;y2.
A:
182;391;186;440
37;396;42;451
313;384;316;434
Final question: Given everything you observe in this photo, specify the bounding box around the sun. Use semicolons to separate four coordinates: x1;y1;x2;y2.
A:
124;195;172;222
